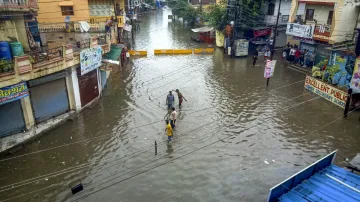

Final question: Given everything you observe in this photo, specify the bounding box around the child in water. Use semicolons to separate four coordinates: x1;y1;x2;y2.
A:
165;120;173;141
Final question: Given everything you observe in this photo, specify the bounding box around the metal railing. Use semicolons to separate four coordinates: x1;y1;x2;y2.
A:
0;0;26;6
70;39;90;53
29;46;63;65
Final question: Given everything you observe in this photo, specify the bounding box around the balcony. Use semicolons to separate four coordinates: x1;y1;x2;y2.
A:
313;24;331;42
0;34;111;88
0;0;38;12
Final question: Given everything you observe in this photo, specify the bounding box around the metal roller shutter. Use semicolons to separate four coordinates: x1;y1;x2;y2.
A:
30;79;70;123
0;100;26;137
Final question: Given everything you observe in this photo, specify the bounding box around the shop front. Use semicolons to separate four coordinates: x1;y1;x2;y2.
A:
78;69;99;107
28;70;70;123
78;46;102;107
0;82;28;137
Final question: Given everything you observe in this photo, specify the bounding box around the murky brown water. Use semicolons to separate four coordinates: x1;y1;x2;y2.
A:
1;10;360;202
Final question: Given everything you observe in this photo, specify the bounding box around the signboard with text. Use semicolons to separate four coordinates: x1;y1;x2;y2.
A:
0;82;29;105
286;23;314;39
80;46;102;75
350;57;360;94
304;75;347;108
253;28;272;37
264;60;276;78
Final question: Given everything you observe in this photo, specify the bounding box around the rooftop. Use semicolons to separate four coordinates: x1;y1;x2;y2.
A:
268;151;360;202
279;164;360;202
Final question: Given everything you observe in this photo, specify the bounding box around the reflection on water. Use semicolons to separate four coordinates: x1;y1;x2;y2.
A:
0;10;360;202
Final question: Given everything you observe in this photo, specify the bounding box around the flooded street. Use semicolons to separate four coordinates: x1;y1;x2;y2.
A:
1;10;360;202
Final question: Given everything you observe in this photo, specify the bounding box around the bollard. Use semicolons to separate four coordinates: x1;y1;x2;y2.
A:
155;141;157;156
344;88;352;118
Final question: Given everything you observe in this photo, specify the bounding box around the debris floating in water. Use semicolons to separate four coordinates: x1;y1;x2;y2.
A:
264;160;269;164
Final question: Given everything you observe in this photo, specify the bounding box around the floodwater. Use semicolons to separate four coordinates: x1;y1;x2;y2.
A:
1;10;360;202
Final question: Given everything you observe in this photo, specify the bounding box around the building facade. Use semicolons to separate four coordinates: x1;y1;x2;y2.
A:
263;0;292;47
286;0;359;87
37;0;125;23
0;22;112;153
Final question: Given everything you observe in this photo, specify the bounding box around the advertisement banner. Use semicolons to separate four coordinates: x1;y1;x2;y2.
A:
0;82;29;105
80;46;102;75
264;60;276;78
350;57;360;94
304;75;347;108
253;28;272;37
286;23;314;39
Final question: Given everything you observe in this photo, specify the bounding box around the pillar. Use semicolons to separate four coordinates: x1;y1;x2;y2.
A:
20;96;35;130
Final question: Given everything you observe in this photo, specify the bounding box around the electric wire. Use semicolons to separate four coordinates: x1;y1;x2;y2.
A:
0;80;322;200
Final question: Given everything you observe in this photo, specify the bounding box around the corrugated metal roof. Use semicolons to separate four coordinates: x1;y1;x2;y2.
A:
279;165;360;202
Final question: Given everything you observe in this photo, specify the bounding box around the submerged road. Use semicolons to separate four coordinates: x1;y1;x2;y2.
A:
0;10;359;202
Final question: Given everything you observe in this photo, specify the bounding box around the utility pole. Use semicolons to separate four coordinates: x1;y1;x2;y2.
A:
270;0;282;60
267;0;281;86
113;0;119;43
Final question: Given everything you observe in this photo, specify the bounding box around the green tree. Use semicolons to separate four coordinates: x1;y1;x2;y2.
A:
205;0;227;31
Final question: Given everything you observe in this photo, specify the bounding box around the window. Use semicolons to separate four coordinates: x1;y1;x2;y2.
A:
305;9;314;21
327;11;334;25
267;3;275;15
282;15;289;23
61;6;74;16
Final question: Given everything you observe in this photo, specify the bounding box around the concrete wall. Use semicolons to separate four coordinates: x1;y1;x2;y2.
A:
303;4;334;24
264;0;292;25
37;0;90;23
0;19;30;52
332;2;359;43
14;18;30;51
0;20;18;42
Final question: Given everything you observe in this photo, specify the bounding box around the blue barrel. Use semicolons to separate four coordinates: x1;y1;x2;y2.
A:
10;42;24;56
0;41;12;60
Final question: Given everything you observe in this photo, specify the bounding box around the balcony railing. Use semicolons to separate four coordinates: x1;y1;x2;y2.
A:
28;47;63;66
0;0;38;10
0;35;112;88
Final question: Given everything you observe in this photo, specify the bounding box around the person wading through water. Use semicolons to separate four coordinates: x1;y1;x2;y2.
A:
175;89;187;107
166;91;175;110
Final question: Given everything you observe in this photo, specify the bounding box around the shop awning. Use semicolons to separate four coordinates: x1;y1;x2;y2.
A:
191;26;213;33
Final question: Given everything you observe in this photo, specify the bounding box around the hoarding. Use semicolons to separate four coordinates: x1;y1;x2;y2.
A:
80;46;102;75
264;60;276;78
286;23;314;39
0;82;29;105
350;57;360;94
304;75;347;108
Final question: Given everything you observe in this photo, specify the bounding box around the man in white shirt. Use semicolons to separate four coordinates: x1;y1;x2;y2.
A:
290;47;296;63
170;107;177;129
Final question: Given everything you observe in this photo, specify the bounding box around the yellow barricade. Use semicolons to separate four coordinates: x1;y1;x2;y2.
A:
173;49;193;54
193;48;215;54
154;49;173;54
129;50;147;56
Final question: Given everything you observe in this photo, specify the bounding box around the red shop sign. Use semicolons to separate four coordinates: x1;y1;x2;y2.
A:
253;28;272;37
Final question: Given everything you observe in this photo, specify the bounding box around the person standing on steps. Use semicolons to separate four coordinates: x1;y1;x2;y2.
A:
175;89;187;107
166;91;175;110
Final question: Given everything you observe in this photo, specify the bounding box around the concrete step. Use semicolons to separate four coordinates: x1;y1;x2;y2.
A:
287;63;311;75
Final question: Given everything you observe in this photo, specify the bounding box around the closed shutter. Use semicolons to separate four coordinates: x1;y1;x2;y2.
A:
0;100;26;137
100;70;107;89
78;69;99;107
30;79;70;123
